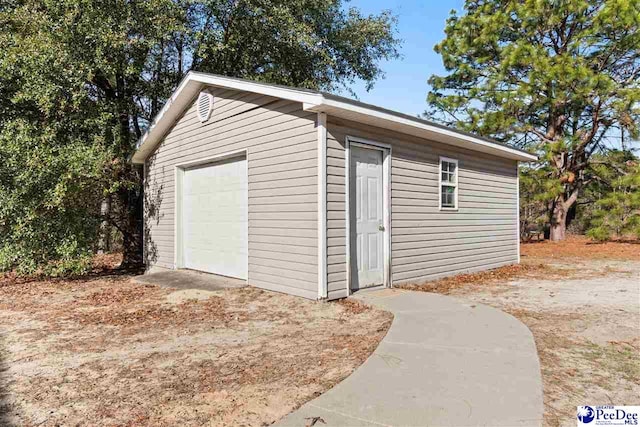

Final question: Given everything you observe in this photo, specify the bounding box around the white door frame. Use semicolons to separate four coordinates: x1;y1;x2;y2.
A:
174;149;249;283
345;136;392;294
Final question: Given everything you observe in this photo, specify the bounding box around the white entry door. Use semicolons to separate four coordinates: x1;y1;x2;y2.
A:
182;157;248;279
351;146;384;289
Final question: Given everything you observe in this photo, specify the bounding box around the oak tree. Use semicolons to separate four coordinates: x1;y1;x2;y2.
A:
0;0;400;273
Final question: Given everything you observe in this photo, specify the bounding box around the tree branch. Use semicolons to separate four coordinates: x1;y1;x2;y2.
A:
564;186;580;210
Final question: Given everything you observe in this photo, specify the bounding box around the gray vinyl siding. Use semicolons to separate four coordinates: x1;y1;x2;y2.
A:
326;117;518;299
144;88;319;299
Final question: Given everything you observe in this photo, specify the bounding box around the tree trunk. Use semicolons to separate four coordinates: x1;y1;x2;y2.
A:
118;171;144;270
98;196;111;254
93;67;144;269
115;69;144;270
550;203;568;241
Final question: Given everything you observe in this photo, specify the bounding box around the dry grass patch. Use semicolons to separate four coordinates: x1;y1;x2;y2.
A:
337;298;372;315
505;307;640;426
522;235;640;261
397;263;574;294
0;264;392;427
399;235;639;295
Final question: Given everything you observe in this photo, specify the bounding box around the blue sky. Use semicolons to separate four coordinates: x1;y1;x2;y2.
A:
347;0;465;117
344;1;636;150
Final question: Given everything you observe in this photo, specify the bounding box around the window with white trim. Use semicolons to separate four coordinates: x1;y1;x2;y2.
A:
439;157;458;209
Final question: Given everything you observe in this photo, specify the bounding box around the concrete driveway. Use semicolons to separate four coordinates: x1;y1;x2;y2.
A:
277;289;543;426
437;258;640;425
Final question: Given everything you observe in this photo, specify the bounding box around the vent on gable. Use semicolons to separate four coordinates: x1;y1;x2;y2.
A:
196;91;214;122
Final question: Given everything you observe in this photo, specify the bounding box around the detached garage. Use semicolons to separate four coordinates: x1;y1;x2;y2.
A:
133;72;536;300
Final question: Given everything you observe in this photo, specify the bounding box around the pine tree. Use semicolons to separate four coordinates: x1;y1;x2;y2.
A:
427;0;640;240
587;153;640;241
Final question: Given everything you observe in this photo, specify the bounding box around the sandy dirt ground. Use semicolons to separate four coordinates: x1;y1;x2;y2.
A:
402;237;640;427
0;257;392;427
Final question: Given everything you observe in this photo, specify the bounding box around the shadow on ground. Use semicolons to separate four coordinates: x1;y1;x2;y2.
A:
3;259;143;288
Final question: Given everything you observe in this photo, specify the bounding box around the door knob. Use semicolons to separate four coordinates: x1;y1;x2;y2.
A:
378;224;385;231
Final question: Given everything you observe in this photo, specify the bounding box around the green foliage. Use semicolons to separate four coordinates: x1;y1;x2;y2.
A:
429;0;640;140
186;0;400;93
0;4;113;274
0;120;109;275
427;0;640;239
586;154;640;241
0;0;400;275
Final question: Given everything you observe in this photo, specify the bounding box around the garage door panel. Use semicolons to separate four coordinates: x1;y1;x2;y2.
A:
183;158;248;279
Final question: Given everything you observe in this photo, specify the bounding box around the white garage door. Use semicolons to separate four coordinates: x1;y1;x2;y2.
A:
182;157;248;279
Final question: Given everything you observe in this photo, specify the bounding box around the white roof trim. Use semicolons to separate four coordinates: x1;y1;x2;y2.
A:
303;99;537;161
132;71;537;164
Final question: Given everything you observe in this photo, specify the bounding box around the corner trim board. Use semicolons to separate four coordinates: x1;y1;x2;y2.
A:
317;113;328;299
516;161;521;263
142;161;147;270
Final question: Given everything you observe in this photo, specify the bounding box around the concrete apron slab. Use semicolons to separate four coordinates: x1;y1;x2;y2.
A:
277;289;543;427
133;269;247;292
